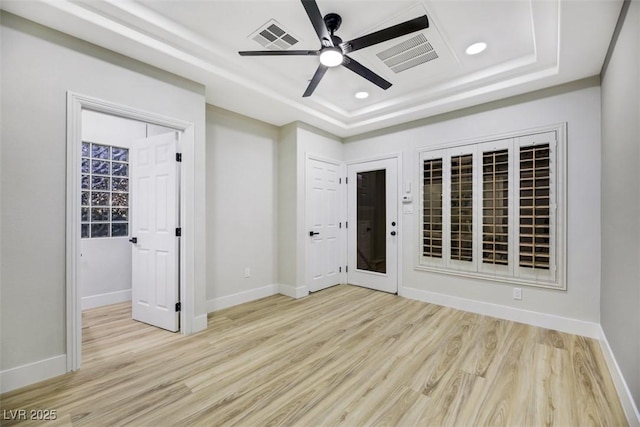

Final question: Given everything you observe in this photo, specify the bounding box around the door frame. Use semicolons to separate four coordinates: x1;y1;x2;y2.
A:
346;153;403;293
305;154;347;292
66;92;195;371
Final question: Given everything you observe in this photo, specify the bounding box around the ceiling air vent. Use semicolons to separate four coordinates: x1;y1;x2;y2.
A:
250;20;299;50
376;33;438;73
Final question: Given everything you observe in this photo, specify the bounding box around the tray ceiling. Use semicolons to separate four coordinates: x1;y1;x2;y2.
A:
1;0;623;137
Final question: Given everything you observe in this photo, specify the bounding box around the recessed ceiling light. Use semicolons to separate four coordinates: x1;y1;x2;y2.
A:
465;42;487;55
355;91;369;99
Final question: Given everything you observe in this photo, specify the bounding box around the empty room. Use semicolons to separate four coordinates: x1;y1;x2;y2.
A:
1;0;638;425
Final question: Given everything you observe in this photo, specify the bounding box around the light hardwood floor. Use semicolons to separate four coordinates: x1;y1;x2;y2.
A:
0;285;628;426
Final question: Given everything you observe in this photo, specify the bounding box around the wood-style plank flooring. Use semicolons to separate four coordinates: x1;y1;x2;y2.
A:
0;285;628;426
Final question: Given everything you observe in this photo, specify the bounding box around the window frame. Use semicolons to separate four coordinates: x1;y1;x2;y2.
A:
415;124;566;290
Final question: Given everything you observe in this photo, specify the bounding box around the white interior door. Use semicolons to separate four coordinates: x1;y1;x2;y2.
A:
347;158;398;293
306;157;344;292
130;132;180;332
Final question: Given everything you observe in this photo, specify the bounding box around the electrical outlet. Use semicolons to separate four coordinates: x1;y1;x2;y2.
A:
513;287;522;300
244;268;250;278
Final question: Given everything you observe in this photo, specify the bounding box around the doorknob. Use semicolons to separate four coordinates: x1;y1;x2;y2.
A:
390;231;396;236
309;231;320;236
129;237;138;244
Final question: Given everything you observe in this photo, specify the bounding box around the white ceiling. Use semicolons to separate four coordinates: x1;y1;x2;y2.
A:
2;0;623;137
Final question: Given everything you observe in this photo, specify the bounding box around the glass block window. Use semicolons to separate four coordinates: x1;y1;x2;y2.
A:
81;142;129;238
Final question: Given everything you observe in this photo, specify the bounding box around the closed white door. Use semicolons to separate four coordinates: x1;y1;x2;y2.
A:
130;132;180;332
347;158;398;293
306;157;343;292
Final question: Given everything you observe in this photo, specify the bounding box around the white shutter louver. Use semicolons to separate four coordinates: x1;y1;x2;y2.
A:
519;144;551;270
422;158;443;258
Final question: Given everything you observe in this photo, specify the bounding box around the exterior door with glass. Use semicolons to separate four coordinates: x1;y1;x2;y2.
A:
347;158;398;293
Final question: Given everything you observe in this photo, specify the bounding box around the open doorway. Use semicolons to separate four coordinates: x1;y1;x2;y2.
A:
79;110;181;359
79;110;175;311
66;92;197;371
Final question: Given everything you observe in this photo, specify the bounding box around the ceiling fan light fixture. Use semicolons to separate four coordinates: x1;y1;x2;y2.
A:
465;42;487;55
319;47;344;67
355;91;369;99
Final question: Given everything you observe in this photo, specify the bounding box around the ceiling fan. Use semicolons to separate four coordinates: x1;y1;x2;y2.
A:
239;0;429;97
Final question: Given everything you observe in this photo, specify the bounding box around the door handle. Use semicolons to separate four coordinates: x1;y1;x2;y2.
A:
309;231;320;236
390;231;396;236
129;237;138;244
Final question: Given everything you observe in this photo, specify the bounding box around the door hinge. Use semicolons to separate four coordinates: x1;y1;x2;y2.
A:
346;266;348;273
346;221;348;229
176;153;182;162
176;227;182;237
175;302;181;312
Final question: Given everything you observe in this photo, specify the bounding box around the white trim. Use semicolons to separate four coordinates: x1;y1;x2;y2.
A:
81;290;131;310
599;327;640;426
401;286;601;338
415;122;568;153
345;152;403;167
66;91;198;372
278;283;310;299
0;355;67;394
206;285;278;313
193;314;208;332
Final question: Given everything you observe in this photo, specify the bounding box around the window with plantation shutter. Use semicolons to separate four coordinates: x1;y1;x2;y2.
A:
418;126;564;289
519;144;550;269
422;158;443;259
450;154;473;262
482;149;509;266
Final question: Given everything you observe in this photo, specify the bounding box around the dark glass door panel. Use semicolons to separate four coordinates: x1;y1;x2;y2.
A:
356;170;386;273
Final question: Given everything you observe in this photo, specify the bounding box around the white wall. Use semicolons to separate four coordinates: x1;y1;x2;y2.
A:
277;123;299;289
0;12;206;382
601;0;640;410
343;78;603;331
205;105;279;310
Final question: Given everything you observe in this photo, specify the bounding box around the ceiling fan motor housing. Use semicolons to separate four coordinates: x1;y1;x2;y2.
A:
323;13;342;34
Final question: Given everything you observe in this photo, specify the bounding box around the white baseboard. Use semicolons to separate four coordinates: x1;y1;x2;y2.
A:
192;314;208;333
278;283;309;299
0;355;67;394
598;327;640;426
206;285;278;313
401;286;601;338
81;289;131;310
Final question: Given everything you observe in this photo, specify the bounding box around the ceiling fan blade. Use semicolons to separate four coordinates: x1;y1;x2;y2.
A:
239;50;318;56
342;56;392;90
341;15;429;53
301;0;333;47
303;64;328;97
